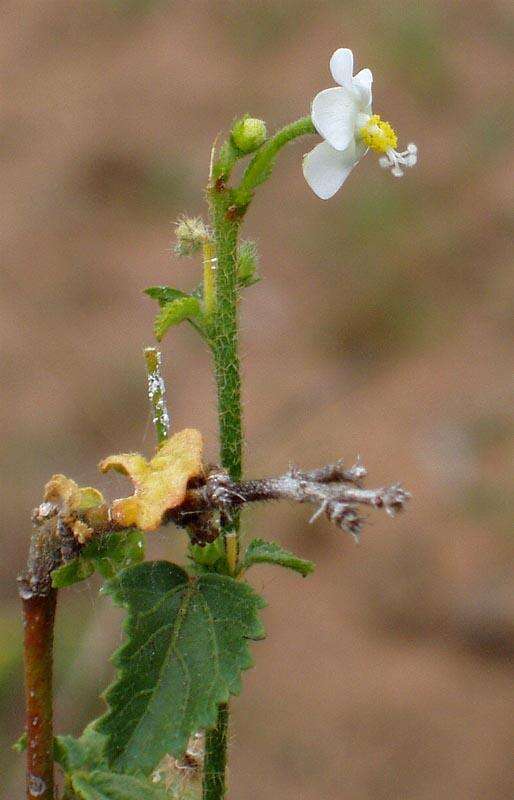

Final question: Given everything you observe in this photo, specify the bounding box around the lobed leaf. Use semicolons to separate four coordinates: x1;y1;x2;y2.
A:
241;538;315;577
97;560;265;775
99;429;203;531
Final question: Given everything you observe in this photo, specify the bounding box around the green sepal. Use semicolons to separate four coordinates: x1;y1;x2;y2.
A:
70;770;167;800
51;530;145;588
97;560;265;775
240;538;315;577
154;296;202;341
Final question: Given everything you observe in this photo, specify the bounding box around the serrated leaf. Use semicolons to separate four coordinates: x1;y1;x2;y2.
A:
240;538;315;577
51;530;145;588
97;560;265;775
55;727;108;773
71;770;166;800
144;286;190;308
99;429;203;531
154;297;201;341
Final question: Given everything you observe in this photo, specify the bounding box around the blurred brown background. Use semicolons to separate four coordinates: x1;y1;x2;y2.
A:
2;1;513;797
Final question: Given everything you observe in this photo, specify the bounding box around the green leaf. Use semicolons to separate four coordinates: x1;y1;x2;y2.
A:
52;530;145;588
241;538;315;577
52;558;95;588
97;561;265;775
85;530;145;580
154;297;201;341
71;770;166;800
55;727;108;773
144;286;190;308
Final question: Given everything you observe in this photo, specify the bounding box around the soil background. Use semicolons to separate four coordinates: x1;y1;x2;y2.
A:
2;1;513;798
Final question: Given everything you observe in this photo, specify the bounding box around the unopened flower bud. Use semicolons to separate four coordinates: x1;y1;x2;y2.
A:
174;216;209;257
231;117;267;154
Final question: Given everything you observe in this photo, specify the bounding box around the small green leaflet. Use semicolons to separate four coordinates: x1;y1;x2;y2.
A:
71;770;167;800
54;728;166;798
51;530;145;589
97;561;265;775
240;538;315;577
153;296;202;341
54;726;108;773
144;286;190;307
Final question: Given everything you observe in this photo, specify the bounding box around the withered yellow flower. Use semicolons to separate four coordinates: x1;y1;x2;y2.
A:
99;428;203;531
44;474;105;515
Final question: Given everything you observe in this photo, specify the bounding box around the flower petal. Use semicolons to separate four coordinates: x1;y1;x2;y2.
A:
311;87;358;151
352;68;373;111
329;48;354;89
303;140;360;200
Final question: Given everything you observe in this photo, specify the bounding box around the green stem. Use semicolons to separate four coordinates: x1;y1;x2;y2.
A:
210;194;242;482
203;704;229;800
202;114;315;800
235;115;315;208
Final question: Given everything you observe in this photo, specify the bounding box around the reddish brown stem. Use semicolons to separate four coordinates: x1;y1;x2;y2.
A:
23;590;57;800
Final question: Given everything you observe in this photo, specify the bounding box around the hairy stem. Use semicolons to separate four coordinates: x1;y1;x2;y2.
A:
210;194;243;482
22;590;57;800
203;703;229;800
235;115;315;207
201;115;316;799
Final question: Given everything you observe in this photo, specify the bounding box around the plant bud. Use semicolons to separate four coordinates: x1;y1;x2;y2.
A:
174;216;209;256
231;117;267;153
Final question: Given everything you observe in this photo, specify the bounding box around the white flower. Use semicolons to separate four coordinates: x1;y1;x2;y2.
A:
303;48;417;199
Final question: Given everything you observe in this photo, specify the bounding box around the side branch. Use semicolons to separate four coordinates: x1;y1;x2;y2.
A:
174;460;410;541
